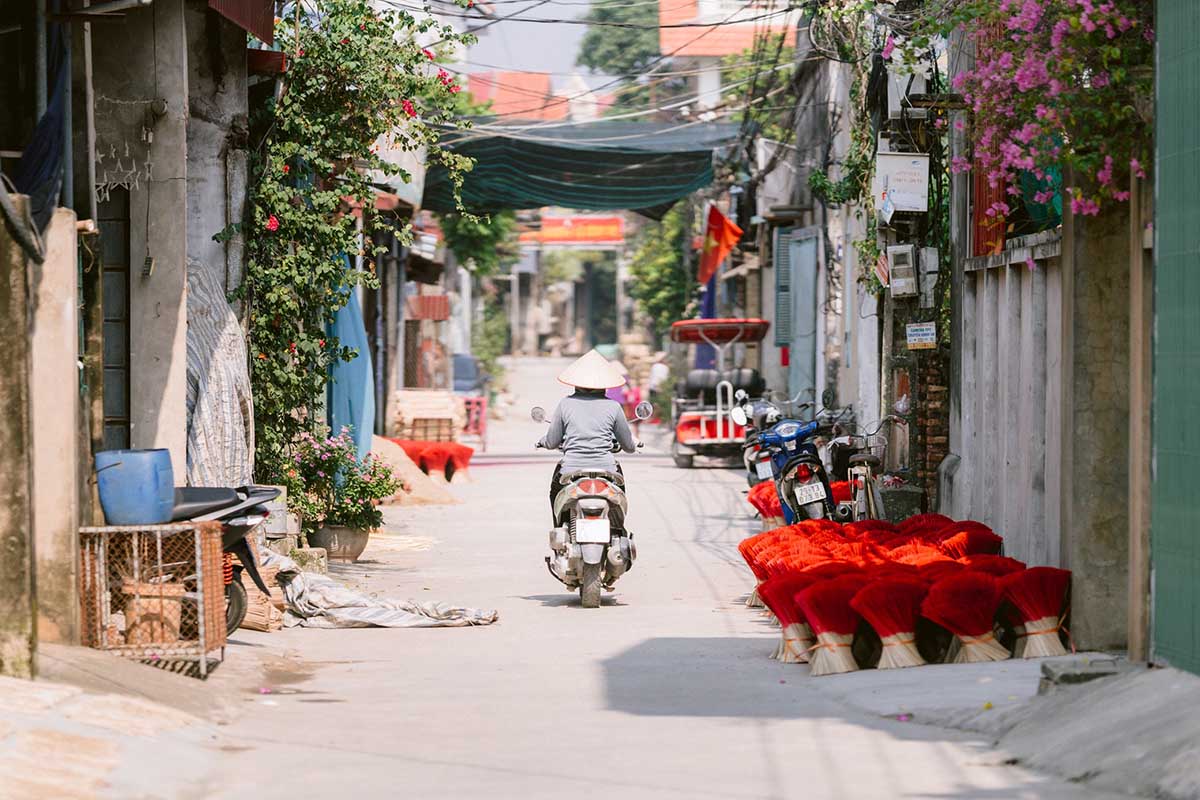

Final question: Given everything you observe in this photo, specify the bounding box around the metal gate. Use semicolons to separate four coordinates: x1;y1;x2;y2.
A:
1152;0;1200;674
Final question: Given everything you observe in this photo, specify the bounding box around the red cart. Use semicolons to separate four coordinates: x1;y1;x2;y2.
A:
669;318;770;468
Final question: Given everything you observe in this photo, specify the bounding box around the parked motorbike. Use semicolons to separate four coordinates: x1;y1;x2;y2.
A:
732;404;835;522
532;401;652;608
826;416;906;522
171;485;279;634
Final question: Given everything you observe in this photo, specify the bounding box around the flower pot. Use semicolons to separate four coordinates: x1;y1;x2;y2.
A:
309;525;371;562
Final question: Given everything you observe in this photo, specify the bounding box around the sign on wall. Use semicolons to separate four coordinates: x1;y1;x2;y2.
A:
873;153;930;213
905;321;937;350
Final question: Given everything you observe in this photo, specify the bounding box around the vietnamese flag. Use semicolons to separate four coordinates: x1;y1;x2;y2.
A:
696;205;743;285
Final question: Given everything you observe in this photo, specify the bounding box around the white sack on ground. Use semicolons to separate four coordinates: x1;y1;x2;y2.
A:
264;551;499;629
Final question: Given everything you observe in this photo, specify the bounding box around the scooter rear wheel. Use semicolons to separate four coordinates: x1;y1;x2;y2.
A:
580;562;602;608
225;577;248;634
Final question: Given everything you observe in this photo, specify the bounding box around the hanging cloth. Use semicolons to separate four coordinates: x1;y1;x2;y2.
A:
326;256;376;460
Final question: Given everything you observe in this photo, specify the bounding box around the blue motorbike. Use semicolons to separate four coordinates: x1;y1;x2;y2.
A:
731;406;835;522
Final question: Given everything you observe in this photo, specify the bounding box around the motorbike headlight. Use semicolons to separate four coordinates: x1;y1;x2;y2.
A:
774;421;801;438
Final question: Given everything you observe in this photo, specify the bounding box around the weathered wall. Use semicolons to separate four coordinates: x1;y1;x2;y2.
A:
184;2;253;487
185;1;247;299
29;208;81;644
91;0;190;476
0;194;37;678
1065;204;1131;650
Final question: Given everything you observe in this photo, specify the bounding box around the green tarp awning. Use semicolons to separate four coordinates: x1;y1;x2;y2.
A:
421;120;741;216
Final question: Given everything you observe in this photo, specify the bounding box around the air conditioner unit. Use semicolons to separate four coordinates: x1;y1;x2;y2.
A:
887;244;919;298
887;67;929;120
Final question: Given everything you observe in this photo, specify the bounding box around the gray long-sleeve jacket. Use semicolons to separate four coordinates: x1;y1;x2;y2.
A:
538;391;636;472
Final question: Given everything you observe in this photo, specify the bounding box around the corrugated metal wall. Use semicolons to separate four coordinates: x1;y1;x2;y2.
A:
1153;0;1200;675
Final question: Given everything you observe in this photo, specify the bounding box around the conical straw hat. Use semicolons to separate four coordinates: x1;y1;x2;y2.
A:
558;349;627;390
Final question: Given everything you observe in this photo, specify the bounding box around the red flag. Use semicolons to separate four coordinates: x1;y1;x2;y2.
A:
696;205;743;285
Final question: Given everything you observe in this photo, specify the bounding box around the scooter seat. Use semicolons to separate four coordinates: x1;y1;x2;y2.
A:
848;454;881;468
560;470;624;487
171;487;239;521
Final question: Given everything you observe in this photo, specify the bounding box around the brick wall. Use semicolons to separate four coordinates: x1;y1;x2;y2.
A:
915;348;950;509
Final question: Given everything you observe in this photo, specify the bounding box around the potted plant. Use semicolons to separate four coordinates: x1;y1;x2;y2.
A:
283;428;404;561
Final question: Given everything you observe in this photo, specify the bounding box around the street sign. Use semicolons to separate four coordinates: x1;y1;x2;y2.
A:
906;321;937;349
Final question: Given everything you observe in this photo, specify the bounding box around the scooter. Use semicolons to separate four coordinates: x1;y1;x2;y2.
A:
532;401;652;608
171;485;279;634
733;404;835;522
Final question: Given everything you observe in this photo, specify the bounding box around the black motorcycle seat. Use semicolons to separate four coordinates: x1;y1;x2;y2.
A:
849;454;881;467
172;487;240;521
560;470;624;487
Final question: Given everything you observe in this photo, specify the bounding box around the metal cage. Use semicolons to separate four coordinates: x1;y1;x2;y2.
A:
80;522;226;678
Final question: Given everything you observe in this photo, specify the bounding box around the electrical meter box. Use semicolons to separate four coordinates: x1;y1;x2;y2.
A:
887;244;919;297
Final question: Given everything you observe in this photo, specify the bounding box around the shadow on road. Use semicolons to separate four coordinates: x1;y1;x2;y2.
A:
517;593;629;608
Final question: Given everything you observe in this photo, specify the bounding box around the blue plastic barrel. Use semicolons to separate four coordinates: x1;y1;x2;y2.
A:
94;449;175;525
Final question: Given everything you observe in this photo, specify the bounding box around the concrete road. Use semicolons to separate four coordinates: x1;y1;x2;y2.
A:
211;358;1112;800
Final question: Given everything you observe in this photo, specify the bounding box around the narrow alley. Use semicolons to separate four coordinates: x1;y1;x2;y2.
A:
208;359;1112;800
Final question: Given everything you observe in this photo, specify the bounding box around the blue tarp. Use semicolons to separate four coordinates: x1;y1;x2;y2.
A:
326;258;375;460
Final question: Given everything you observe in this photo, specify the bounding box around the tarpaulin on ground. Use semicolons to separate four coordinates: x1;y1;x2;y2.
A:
421;120;741;216
265;550;499;628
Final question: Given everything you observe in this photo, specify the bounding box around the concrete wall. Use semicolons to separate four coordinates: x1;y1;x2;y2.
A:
1063;203;1131;650
91;0;190;476
29;209;81;644
185;2;247;299
0;194;37;678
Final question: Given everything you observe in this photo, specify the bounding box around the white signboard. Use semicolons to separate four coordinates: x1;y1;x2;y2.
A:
906;321;937;350
873;153;930;213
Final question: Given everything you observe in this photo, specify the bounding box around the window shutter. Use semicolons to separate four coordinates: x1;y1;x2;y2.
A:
773;226;795;346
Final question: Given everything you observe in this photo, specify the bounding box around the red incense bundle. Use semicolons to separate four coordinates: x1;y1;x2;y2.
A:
851;579;929;669
915;558;965;583
933;520;996;543
829;480;852;504
921;572;1010;663
897;513;955;536
1000;567;1071;658
747;480;785;518
938;527;1004;558
795;575;868;676
758;573;823;662
844;519;898;537
959;554;1026;577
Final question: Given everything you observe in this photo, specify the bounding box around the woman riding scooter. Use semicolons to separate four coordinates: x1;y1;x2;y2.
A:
538;350;638;519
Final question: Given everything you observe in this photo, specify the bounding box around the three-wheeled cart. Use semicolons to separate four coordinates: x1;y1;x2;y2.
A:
669;318;770;468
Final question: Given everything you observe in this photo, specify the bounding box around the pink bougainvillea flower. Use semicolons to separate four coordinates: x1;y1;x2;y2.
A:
282;164;290;175
423;48;436;60
265;214;280;232
401;99;417;117
881;35;896;60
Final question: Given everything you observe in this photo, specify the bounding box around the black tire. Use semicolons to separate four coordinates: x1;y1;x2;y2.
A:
225;578;248;635
580;562;602;608
673;453;694;469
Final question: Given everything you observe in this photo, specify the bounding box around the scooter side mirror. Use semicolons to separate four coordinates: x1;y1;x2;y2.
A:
531;406;546;423
729;406;749;427
634;401;654;421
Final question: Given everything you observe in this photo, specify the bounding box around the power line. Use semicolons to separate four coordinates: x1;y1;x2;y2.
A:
467;60;799;126
387;0;799;29
464;2;811;119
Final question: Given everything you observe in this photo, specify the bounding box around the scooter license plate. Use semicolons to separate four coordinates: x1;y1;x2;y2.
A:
755;460;775;479
576;517;611;544
793;482;827;506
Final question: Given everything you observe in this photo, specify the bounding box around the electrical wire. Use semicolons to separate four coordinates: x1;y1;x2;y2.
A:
455;60;798;124
387;0;798;28
462;1;812;120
